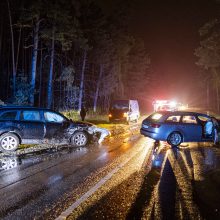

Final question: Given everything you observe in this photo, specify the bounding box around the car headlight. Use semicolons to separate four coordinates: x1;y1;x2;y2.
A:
123;112;128;117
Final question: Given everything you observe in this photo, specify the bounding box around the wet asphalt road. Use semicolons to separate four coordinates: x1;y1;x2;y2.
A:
0;124;220;220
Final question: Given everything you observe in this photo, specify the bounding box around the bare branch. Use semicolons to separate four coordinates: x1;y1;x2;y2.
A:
24;44;34;49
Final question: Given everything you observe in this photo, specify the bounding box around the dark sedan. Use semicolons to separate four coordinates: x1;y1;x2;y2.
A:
140;111;220;146
0;106;101;152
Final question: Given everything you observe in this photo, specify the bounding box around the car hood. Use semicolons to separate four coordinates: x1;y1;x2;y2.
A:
71;121;94;128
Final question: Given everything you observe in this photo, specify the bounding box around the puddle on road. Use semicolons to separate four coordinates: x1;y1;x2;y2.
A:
0;145;92;171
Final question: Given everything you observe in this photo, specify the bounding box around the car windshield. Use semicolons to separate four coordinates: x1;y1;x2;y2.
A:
110;100;129;110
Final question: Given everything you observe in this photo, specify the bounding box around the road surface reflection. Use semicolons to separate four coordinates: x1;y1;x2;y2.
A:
143;143;220;219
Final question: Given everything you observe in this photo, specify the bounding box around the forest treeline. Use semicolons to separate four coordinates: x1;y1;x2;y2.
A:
1;0;219;113
195;18;220;112
0;0;151;112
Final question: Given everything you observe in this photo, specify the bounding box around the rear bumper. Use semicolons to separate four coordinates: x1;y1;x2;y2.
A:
109;117;127;122
140;128;159;140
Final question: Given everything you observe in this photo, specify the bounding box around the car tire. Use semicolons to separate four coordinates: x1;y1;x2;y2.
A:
167;132;182;146
0;133;19;152
71;131;88;147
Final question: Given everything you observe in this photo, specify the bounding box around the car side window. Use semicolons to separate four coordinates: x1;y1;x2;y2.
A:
21;111;41;121
0;111;17;120
166;115;181;123
44;112;65;123
182;115;197;124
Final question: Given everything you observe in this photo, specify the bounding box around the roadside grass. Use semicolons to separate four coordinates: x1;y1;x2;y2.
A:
62;110;79;121
61;109;114;129
84;110;110;126
62;109;109;124
20;144;33;149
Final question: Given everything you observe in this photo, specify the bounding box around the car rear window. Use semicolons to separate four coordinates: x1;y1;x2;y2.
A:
21;111;41;121
0;111;17;120
148;113;163;121
110;100;129;110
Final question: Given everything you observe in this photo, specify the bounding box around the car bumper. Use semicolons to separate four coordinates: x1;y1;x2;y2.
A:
109;117;127;122
140;128;160;140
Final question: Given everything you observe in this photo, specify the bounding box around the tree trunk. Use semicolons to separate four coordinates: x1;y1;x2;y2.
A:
217;86;220;113
47;27;55;109
38;46;43;107
0;10;3;64
212;68;220;112
16;27;21;73
207;81;209;110
30;21;40;106
7;0;16;97
78;49;87;111
117;57;124;98
59;75;62;109
93;64;103;112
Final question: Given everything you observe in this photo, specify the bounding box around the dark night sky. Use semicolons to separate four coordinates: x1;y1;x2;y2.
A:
138;0;220;104
97;0;220;105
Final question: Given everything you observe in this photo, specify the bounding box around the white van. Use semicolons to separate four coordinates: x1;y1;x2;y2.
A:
109;100;140;123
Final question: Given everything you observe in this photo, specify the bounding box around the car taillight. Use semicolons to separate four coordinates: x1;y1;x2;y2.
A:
151;123;161;128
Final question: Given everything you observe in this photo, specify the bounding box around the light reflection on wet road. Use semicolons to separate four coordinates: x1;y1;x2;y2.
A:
66;142;220;220
0;130;220;219
141;143;220;220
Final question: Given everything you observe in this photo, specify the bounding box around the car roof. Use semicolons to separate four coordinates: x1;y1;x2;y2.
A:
156;111;211;117
0;105;54;112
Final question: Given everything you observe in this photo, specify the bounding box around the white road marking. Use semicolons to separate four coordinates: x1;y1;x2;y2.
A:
56;140;150;220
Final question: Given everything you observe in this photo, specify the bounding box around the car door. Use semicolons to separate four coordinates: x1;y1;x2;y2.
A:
18;110;45;140
43;111;69;139
179;114;202;141
0;110;18;127
160;114;182;139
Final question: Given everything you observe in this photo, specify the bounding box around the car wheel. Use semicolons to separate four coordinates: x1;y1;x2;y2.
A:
167;132;182;146
0;133;19;152
71;131;88;147
1;157;18;170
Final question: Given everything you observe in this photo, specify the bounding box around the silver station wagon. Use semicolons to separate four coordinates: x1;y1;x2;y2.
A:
140;111;220;146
